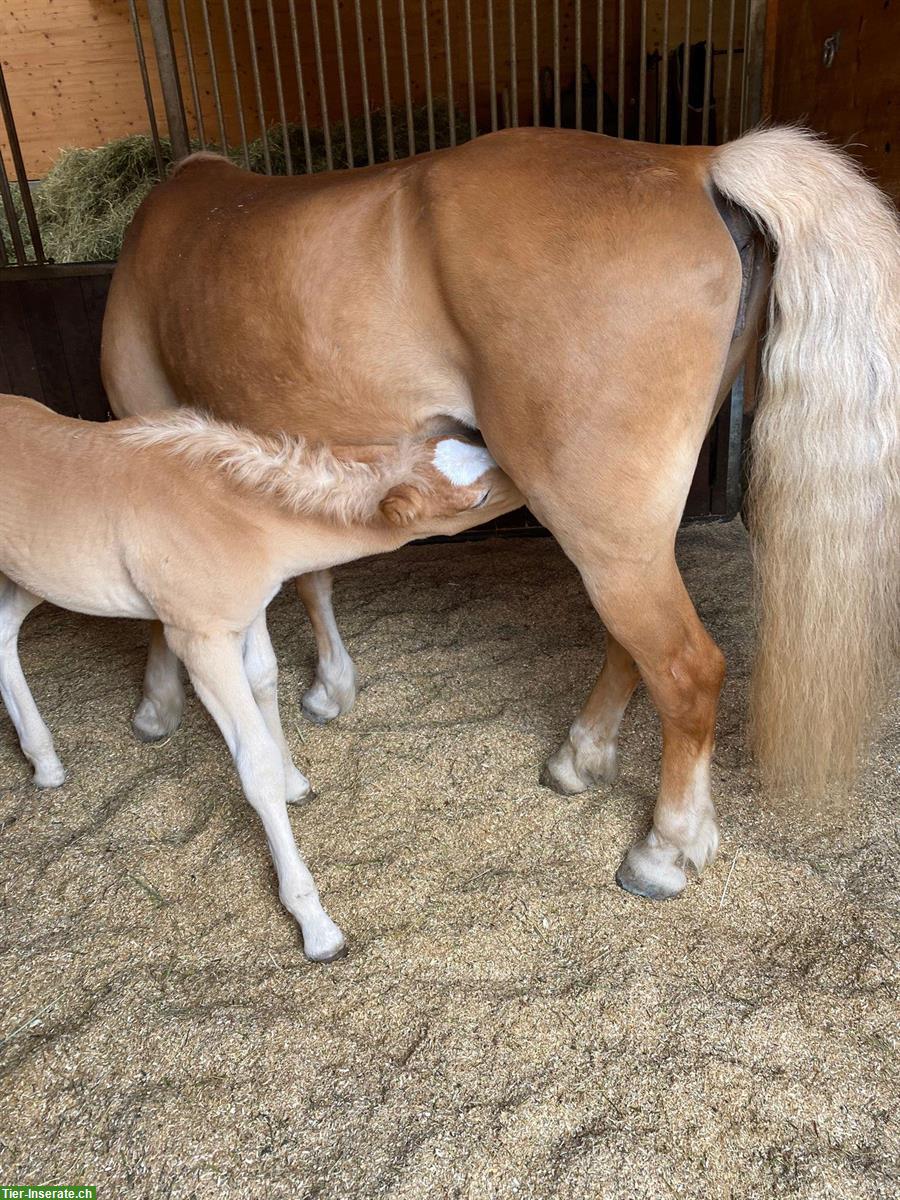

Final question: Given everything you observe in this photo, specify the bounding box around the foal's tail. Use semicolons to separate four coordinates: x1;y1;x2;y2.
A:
710;127;900;800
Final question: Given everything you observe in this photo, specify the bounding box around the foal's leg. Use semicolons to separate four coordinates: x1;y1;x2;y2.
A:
295;570;357;723
0;578;65;788
243;611;312;803
541;633;642;795
132;620;185;741
165;627;344;961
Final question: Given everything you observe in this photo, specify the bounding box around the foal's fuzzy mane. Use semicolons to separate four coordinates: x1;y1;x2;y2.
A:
120;410;430;526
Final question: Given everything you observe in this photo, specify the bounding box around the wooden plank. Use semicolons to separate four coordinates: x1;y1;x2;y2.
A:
16;277;79;415
0;278;43;401
53;274;109;420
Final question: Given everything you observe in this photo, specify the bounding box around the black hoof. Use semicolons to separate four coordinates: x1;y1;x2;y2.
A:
132;723;175;744
300;703;333;726
615;862;680;902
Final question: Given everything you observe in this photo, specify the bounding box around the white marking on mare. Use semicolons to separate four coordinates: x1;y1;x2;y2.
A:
433;439;496;487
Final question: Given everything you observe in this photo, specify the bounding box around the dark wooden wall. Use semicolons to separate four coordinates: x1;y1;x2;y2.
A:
0;267;113;420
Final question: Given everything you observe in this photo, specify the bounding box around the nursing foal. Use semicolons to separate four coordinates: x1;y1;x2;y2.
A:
0;394;520;959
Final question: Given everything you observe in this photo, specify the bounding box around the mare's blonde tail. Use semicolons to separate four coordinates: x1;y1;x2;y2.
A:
710;127;900;799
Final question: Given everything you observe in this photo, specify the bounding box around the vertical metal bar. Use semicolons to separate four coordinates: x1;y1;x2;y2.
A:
680;0;692;145
744;0;768;130
442;0;456;146
332;0;355;165
222;0;251;168
128;0;165;174
722;0;737;142
531;0;539;126
398;0;416;155
739;0;751;132
177;0;206;147
596;0;604;131
288;0;314;172
725;368;745;517
200;0;228;151
0;150;26;265
660;0;670;142
552;0;560;127
574;0;582;130
421;1;436;150
701;0;714;144
638;0;647;140
243;0;271;172
617;0;625;138
0;213;8;266
146;0;190;161
464;0;477;138
0;61;44;262
487;0;498;132
375;0;395;160
266;0;292;172
309;0;334;169
355;0;376;164
508;0;518;127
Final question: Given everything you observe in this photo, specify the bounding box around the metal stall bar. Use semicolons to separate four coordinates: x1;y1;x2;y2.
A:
464;0;477;138
128;0;165;174
420;1;436;150
222;0;251;167
146;0;190;161
617;0;625;138
596;0;604;132
660;0;670;142
739;0;751;132
701;0;714;144
725;366;745;515
722;0;737;142
398;0;416;155
288;0;315;172
552;0;560;127
309;0;334;169
0;62;44;263
200;0;228;151
508;0;518;127
355;0;376;163
531;0;539;127
244;0;272;172
574;0;582;130
680;0;693;144
638;0;647;140
375;0;396;159
0;150;26;265
333;0;355;165
744;0;768;129
177;0;206;147
442;0;456;146
486;0;498;132
266;0;293;172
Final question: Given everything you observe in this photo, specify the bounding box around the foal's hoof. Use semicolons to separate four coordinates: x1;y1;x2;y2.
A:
300;701;334;726
615;842;687;901
303;921;347;963
539;738;617;796
34;762;67;789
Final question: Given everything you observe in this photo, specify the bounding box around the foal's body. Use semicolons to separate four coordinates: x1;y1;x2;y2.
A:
103;127;899;897
0;395;520;958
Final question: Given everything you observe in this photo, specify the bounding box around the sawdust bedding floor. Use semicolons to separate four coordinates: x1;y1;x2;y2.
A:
0;520;897;1199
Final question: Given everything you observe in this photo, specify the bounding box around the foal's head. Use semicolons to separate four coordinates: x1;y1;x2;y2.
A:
379;437;522;536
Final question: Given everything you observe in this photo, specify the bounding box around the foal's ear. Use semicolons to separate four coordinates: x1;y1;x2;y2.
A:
379;484;426;527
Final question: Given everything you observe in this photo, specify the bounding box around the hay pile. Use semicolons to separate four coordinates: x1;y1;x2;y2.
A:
1;102;468;265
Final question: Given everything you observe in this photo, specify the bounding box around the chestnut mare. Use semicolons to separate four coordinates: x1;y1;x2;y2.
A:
102;127;899;902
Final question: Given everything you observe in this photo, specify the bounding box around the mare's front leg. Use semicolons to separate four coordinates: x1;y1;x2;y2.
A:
132;620;185;741
243;611;312;803
165;626;344;961
295;569;357;723
0;578;65;787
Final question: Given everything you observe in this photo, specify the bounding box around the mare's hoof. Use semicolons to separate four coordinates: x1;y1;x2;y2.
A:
615;844;687;901
132;699;182;743
300;702;333;726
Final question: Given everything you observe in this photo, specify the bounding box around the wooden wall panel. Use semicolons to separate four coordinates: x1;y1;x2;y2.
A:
772;0;899;200
3;2;748;177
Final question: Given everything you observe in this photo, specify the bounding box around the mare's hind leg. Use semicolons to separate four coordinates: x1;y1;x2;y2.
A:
164;626;344;961
132;620;185;741
243;611;312;803
0;577;65;788
542;633;641;795
295;570;357;723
